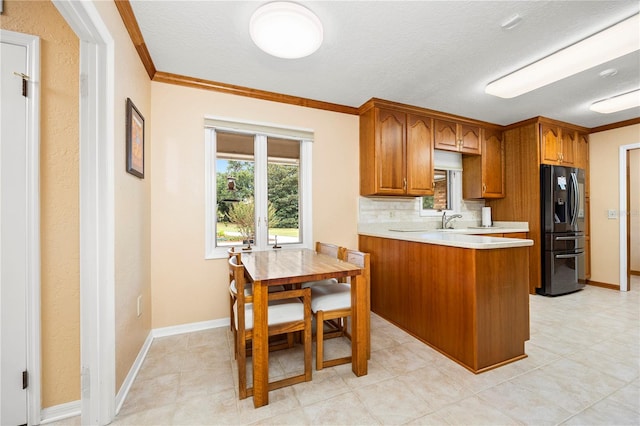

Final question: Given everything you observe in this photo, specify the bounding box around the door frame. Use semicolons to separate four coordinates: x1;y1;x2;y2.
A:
619;142;640;292
51;1;115;424
0;28;41;426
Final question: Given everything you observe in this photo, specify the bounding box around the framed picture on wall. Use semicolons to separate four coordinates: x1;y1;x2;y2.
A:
126;98;144;178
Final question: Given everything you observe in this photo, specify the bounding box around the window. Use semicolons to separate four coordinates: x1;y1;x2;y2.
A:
422;169;451;210
205;121;312;258
420;151;462;216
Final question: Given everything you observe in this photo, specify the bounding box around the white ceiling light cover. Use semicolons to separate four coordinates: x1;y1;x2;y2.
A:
250;2;324;59
486;14;640;98
590;89;640;114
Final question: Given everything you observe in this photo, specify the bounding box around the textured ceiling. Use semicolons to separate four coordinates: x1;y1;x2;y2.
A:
129;1;640;128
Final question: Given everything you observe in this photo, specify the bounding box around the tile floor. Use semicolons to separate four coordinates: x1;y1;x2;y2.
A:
60;281;639;425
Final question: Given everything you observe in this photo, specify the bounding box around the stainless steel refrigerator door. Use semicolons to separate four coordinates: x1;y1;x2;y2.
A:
541;165;585;234
541;250;586;296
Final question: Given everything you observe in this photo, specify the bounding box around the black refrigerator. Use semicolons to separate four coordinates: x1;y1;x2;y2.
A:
539;164;586;296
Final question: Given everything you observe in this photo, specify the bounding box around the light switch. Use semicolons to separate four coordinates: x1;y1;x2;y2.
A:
607;209;617;219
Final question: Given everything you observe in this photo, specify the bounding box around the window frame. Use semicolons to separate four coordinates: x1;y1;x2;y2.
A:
419;169;462;217
205;125;313;259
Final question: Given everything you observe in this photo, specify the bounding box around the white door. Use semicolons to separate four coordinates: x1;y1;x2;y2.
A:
1;40;29;426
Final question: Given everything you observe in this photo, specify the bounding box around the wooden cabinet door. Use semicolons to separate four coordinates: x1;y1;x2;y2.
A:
576;132;589;170
540;124;561;165
434;119;459;151
459;124;481;155
406;114;434;195
481;128;504;198
560;128;576;165
375;108;406;194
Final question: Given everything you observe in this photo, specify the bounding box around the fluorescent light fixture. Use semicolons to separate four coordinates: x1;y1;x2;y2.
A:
589;89;640;114
486;14;640;98
250;2;323;59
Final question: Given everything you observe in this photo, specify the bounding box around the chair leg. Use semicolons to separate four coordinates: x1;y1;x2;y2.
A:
229;295;234;332
316;310;324;371
233;329;238;360
237;331;248;399
304;311;312;382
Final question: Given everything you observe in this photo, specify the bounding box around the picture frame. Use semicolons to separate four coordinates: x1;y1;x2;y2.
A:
126;98;144;178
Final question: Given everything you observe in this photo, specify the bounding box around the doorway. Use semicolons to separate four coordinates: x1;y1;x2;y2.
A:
619;143;640;292
52;1;116;424
628;148;639;288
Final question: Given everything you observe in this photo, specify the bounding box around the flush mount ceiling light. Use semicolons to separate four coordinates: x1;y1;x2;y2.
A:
589;89;640;114
485;13;640;98
250;2;323;59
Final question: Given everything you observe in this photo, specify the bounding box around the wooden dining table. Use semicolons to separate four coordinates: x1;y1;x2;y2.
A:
241;248;368;408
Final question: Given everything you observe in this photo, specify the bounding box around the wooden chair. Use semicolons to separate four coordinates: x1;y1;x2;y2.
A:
228;248;245;333
228;255;312;399
302;242;347;288
311;248;370;370
228;247;284;334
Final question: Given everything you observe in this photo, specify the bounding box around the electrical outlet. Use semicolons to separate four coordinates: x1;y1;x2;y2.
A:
607;209;618;219
137;295;142;317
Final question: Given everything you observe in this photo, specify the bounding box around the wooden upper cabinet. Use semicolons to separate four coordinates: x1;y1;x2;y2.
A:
375;108;406;194
560;128;576;165
406;114;435;195
434;119;481;155
576;132;589;171
540;124;577;166
481;128;505;197
462;127;504;199
360;105;434;196
434;119;459;151
459;124;482;154
540;124;561;164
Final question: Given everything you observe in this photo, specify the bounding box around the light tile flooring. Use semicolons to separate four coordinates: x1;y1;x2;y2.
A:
61;281;639;425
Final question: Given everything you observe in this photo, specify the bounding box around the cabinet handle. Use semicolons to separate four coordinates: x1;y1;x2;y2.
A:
482;183;486;193
403;178;407;191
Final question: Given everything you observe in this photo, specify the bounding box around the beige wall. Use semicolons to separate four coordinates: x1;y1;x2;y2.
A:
589;124;640;286
630;149;639;272
150;82;359;328
1;0;80;407
93;1;152;392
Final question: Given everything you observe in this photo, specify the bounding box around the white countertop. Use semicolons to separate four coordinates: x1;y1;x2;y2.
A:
358;222;533;250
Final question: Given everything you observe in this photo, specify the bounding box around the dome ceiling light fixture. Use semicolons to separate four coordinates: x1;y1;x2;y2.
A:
249;1;324;59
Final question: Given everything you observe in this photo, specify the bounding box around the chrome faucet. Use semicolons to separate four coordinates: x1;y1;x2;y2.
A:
442;212;463;229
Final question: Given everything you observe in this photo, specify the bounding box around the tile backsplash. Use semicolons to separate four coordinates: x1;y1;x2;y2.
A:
359;196;486;225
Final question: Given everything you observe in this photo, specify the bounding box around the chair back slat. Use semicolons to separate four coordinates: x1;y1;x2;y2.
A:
315;242;346;259
341;249;370;283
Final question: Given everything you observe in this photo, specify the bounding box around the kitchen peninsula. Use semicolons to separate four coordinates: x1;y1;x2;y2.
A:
359;224;533;373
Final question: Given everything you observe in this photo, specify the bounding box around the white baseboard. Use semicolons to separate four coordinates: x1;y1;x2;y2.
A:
40;400;81;424
115;331;154;415
151;317;229;338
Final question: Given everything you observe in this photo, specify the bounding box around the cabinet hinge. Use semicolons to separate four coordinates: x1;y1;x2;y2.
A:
23;370;28;389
